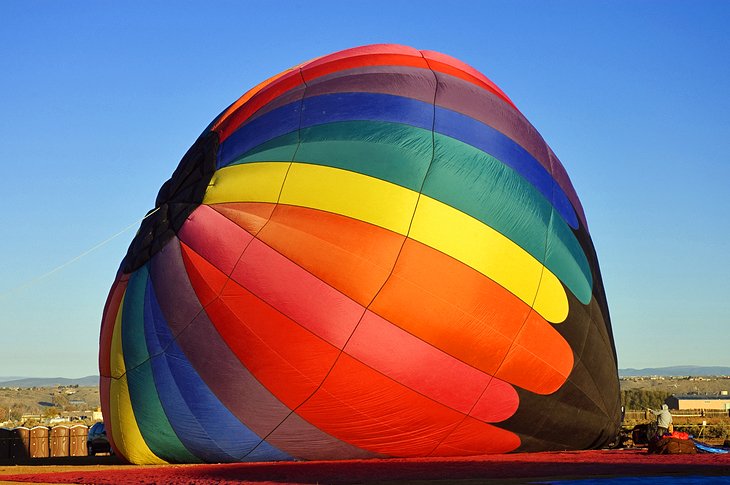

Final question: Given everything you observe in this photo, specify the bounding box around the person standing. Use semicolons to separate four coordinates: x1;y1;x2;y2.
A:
648;404;673;437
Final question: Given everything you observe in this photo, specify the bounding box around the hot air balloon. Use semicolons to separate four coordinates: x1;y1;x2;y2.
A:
99;44;621;464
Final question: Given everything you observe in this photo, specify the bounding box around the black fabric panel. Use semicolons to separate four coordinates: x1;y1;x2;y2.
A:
504;289;621;452
571;214;617;365
122;131;219;274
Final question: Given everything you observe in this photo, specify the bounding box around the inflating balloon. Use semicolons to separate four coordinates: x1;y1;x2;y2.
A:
99;44;620;464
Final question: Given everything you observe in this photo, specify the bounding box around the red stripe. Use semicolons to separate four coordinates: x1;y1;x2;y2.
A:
99;274;127;377
300;53;429;85
299;44;424;69
204;280;341;409
180;242;230;308
297;354;520;456
431;415;520;456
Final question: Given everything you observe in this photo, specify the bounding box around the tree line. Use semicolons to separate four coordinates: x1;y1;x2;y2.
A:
621;389;672;410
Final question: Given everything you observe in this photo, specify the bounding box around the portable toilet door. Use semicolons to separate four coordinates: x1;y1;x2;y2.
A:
29;426;49;458
50;426;70;457
69;424;88;456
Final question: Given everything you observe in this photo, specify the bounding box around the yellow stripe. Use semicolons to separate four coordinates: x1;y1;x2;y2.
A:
280;163;419;235
204;162;568;323
109;293;167;465
207;161;290;204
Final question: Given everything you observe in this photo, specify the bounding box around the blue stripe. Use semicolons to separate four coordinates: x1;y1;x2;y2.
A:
218;92;578;229
122;267;200;463
143;278;293;462
218;102;301;170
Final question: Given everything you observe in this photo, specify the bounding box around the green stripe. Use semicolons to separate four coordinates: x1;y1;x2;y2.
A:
428;134;592;304
237;121;433;191
233;120;591;303
122;267;200;463
237;131;299;165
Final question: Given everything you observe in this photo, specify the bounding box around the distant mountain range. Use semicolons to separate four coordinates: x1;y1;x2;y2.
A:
619;366;730;377
0;367;727;387
0;376;99;388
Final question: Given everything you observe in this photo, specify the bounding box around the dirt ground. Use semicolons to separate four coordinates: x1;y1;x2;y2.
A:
0;449;729;484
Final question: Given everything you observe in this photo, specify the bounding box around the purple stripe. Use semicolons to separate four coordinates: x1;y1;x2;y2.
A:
267;413;385;460
244;65;436;128
149;238;378;459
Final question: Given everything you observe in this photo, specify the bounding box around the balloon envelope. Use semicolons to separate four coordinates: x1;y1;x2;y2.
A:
99;44;620;464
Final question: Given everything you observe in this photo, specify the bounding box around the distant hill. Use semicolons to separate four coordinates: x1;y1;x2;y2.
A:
0;376;26;382
620;366;730;377
0;375;99;388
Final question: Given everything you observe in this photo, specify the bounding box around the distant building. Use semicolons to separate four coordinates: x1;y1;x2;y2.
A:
666;394;730;410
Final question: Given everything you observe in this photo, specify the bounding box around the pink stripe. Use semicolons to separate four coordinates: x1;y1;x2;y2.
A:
345;311;518;421
471;378;520;423
178;205;251;275
232;238;364;349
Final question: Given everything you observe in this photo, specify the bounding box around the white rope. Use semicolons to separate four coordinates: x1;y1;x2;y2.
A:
0;207;160;300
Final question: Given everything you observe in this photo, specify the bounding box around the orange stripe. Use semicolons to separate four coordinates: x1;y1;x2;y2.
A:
371;239;573;395
496;314;574;392
257;204;405;306
210;202;275;236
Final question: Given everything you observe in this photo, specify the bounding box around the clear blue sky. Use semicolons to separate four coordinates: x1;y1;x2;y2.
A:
1;1;728;378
